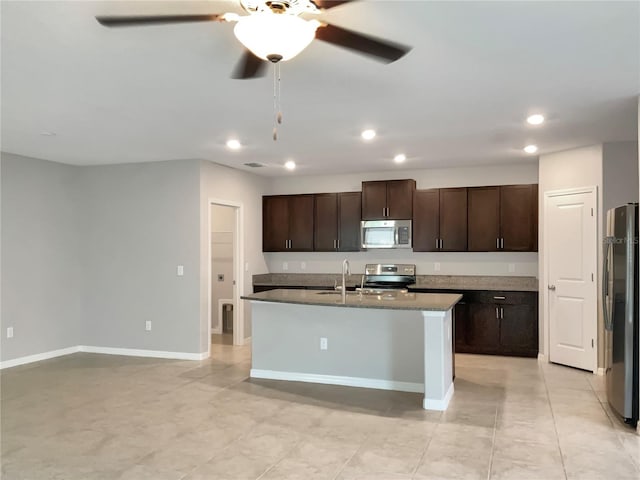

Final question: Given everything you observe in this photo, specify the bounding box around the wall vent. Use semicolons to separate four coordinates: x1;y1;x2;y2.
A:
244;162;264;168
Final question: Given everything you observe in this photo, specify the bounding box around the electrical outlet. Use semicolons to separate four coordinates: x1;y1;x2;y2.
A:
301;261;306;270
283;262;288;271
6;327;13;339
434;262;441;272
320;337;328;350
145;321;152;331
508;263;515;273
177;265;184;276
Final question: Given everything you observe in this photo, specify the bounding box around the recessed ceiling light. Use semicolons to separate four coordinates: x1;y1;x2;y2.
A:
523;145;538;154
40;131;56;136
361;129;376;141
393;154;407;164
284;160;296;170
226;139;241;150
526;114;545;125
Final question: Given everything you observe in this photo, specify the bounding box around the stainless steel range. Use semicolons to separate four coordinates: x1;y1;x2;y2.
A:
360;264;416;293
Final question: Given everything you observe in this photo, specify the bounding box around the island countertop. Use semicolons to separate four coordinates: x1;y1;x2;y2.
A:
242;288;462;311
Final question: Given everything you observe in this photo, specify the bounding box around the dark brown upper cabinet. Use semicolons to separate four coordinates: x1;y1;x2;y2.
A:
362;179;416;220
314;192;361;252
263;195;314;252
468;184;537;252
413;188;468;251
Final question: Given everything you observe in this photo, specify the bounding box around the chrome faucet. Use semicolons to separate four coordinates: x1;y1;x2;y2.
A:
341;259;351;302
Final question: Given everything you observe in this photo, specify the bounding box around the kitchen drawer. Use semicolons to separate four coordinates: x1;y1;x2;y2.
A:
465;291;536;306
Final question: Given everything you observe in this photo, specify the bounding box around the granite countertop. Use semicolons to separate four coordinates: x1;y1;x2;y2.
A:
409;275;538;292
252;273;538;292
242;289;462;311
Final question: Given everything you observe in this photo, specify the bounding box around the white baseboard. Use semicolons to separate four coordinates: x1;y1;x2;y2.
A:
250;369;423;393
423;382;455;411
243;336;251;345
1;345;207;369
538;353;548;363
0;346;80;369
596;367;605;376
79;346;207;361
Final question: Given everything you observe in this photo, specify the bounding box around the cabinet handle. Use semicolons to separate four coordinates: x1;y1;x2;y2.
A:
495;307;500;319
493;296;506;300
386;207;390;217
286;240;288;249
500;307;504;319
383;207;386;217
435;238;439;249
496;238;500;249
440;239;444;249
337;239;340;250
501;238;504;249
289;239;292;249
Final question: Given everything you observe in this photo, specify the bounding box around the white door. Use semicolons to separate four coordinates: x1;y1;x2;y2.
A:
546;188;597;371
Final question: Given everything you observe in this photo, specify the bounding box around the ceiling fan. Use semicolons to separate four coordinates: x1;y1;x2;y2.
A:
96;0;412;79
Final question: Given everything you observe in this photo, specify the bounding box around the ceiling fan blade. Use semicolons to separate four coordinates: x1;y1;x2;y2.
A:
311;0;357;9
231;49;268;79
315;23;411;63
96;14;222;27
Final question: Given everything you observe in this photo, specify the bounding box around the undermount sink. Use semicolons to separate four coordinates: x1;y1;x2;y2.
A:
315;291;356;295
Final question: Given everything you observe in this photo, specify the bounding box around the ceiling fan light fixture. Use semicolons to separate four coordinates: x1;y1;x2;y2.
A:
233;14;320;62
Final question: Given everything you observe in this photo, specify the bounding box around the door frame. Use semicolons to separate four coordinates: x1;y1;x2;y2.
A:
208;198;245;355
543;185;598;373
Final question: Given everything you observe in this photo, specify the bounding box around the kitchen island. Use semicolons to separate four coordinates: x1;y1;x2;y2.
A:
242;289;462;411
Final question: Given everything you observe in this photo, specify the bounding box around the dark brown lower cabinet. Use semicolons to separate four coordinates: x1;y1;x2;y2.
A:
411;288;538;358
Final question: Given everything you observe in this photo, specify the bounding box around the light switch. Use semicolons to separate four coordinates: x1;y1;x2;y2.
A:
177;265;184;276
6;327;13;339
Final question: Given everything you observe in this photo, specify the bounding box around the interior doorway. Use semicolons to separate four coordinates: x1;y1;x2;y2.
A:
544;187;598;372
208;200;244;354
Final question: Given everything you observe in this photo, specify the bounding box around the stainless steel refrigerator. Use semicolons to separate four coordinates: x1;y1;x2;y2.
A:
604;204;639;427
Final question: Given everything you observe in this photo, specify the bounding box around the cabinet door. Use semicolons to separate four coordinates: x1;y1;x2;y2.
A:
338;192;362;252
289;195;315;251
499;304;538;356
440;187;467;251
468;186;500;251
454;302;469;351
263;196;289;252
386;179;416;219
413;189;440;251
361;181;388;220
500;185;536;251
467;304;501;349
314;193;338;251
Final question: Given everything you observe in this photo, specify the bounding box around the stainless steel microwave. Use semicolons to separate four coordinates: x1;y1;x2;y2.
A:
361;220;412;249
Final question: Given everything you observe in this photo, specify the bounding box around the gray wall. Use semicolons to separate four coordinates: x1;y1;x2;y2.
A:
1;153;83;361
199;160;269;349
79;160;202;353
603;141;639;217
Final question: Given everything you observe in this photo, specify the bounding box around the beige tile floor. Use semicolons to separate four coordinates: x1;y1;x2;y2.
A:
1;346;639;480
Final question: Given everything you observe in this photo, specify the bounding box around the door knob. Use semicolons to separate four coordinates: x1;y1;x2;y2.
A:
548;285;556;291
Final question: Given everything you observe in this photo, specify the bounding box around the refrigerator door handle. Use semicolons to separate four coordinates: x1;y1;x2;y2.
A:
603;239;612;330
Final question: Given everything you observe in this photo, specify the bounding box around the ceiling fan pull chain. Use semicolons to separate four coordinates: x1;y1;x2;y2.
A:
272;64;278;141
277;62;282;125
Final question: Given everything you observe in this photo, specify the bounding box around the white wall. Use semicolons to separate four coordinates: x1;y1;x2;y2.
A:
199;160;269;349
1;153;83;361
211;204;235;331
80;160;202;353
538;144;603;365
266;163;539;277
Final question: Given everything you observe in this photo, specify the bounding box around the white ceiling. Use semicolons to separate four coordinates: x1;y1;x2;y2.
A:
2;0;638;176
